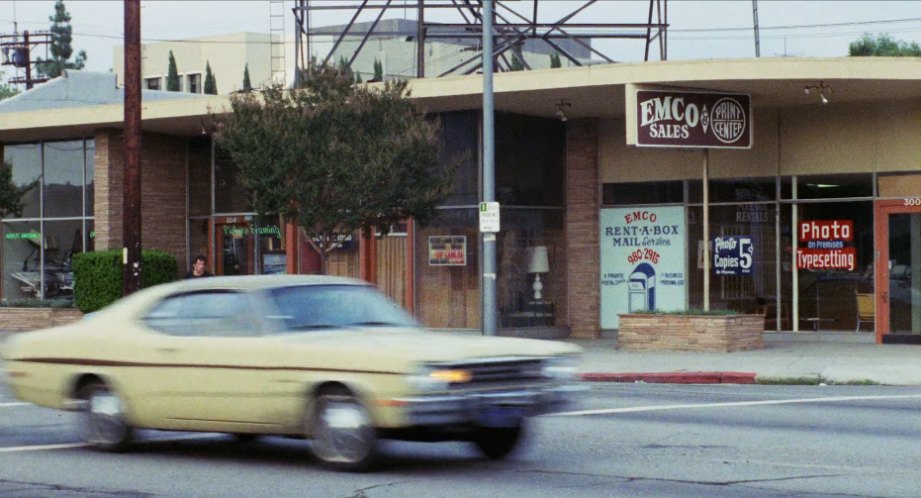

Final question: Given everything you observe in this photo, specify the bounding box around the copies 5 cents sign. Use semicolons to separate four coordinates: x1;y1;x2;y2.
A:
632;89;752;149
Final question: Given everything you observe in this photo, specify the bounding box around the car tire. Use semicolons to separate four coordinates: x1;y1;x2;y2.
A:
309;389;377;472
473;425;524;460
77;381;133;452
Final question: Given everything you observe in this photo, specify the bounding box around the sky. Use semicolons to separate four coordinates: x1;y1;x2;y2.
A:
2;0;921;82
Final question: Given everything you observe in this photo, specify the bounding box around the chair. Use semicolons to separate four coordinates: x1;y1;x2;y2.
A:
755;297;790;331
855;292;874;332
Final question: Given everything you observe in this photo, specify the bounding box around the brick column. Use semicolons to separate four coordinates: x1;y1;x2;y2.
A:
93;130;188;273
565;119;601;339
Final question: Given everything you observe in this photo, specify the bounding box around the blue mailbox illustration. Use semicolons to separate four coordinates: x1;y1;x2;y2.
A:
628;262;656;312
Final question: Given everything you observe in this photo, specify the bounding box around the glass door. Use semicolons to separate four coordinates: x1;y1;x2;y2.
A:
214;216;255;276
874;200;921;343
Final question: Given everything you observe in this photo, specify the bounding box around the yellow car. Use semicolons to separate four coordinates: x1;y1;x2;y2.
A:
2;275;581;471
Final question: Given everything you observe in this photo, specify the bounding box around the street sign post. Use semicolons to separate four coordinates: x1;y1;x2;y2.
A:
479;202;500;233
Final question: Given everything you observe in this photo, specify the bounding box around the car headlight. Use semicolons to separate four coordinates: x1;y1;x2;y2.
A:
407;366;473;391
542;356;578;381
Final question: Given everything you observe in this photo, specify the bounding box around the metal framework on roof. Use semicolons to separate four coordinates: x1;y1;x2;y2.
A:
292;0;668;82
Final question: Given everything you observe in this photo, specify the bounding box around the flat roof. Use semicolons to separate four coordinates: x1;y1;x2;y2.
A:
2;57;920;142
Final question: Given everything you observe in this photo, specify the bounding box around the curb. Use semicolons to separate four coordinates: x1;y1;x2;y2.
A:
581;371;757;384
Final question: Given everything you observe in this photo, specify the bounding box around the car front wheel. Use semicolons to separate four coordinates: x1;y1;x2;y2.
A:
77;381;133;452
473;425;524;460
309;389;377;472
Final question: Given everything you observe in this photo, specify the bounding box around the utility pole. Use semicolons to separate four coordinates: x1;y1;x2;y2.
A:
0;29;52;89
752;0;761;57
123;0;142;295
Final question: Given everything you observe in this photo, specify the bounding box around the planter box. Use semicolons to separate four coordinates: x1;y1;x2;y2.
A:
0;308;84;332
618;313;764;352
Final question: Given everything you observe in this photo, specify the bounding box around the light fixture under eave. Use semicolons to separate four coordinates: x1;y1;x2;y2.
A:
555;99;572;122
803;81;832;105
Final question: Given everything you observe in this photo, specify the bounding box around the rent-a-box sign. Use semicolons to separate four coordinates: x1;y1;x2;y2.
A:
633;90;752;149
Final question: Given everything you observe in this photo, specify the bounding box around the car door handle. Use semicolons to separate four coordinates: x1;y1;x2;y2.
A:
157;347;181;354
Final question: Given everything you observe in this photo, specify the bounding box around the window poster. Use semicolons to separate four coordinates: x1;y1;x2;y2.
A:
600;206;687;329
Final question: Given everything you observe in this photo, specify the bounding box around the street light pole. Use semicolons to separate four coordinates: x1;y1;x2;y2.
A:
482;0;497;336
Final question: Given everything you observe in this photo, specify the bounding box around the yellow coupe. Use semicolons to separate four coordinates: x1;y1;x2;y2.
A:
2;275;580;471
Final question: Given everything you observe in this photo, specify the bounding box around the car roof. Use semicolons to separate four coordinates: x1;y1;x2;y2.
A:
168;274;369;291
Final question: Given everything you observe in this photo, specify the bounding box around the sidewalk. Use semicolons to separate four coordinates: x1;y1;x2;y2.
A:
570;331;921;385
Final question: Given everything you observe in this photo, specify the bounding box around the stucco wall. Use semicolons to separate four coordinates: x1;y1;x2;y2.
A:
600;99;921;182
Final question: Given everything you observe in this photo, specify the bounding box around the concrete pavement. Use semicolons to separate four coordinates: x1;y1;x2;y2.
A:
570;331;921;385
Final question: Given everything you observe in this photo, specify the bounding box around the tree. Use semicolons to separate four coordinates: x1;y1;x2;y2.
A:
373;58;384;81
0;161;34;218
0;71;19;101
36;0;87;78
550;52;562;68
510;54;525;71
242;63;252;91
212;62;457;274
849;33;921;56
204;61;217;95
166;51;180;91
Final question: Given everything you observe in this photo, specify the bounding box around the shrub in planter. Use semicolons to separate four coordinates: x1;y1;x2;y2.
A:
72;249;178;313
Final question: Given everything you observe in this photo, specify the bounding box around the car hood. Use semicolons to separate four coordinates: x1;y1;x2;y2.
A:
274;327;581;372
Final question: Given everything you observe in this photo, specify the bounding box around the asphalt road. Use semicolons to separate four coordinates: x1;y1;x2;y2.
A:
3;383;921;498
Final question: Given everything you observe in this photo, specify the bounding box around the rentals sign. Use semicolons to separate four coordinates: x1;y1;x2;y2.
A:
629;89;752;149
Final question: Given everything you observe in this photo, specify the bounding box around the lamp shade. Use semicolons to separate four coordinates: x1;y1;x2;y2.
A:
527;246;550;274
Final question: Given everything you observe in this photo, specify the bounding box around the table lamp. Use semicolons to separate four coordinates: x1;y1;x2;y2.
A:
526;246;550;301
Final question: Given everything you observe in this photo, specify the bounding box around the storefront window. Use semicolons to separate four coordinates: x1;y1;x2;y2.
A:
688;177;775;204
440;111;478;207
2;221;41;301
796;173;873;200
497;209;565;328
188;137;211;217
496;113;564;206
3;144;41;219
793;201;873;331
214;147;250;214
1;140;93;303
85;141;95;216
43;141;84;218
603;181;683;206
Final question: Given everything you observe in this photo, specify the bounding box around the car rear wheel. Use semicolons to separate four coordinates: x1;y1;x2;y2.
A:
473;425;524;460
309;389;377;472
77;381;133;452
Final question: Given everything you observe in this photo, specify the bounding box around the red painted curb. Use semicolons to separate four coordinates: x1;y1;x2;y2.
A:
580;371;757;384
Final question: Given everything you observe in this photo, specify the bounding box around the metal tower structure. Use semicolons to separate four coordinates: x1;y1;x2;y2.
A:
292;0;668;81
270;0;288;84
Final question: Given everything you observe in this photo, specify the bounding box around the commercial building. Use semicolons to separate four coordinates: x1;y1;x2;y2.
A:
2;56;921;345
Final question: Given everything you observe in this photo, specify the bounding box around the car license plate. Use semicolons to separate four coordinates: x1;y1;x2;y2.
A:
479;406;524;428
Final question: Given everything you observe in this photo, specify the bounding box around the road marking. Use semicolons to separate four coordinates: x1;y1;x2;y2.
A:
0;443;87;453
553;394;921;417
0;402;28;408
0;434;224;454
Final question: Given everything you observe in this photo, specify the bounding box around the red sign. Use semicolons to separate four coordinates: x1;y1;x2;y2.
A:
797;219;855;271
635;90;752;149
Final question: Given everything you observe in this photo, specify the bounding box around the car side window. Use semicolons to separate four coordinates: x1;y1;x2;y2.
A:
143;291;259;337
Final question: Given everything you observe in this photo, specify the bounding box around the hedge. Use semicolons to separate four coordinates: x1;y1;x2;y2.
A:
72;249;178;313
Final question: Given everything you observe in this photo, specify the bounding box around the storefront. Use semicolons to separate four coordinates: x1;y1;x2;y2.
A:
3;58;921;344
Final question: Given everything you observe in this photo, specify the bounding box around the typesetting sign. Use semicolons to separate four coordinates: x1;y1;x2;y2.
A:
713;236;753;276
797;220;856;271
634;90;752;149
600;206;687;329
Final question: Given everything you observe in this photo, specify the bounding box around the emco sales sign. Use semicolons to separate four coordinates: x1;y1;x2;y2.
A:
627;88;752;149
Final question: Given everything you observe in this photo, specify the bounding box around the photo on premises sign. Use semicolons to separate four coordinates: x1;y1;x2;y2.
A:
625;86;752;149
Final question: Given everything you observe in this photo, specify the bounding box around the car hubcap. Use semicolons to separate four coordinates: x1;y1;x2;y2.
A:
315;397;372;463
83;388;127;446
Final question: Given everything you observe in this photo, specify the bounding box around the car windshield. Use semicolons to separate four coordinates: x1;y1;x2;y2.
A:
266;284;420;332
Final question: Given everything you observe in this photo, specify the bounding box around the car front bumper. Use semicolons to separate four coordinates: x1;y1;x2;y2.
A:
393;385;578;427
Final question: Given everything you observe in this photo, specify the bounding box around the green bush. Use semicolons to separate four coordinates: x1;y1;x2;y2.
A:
73;249;178;313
